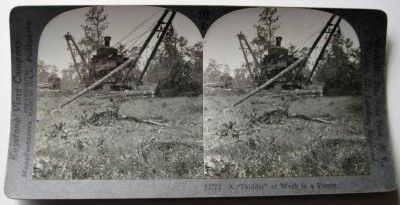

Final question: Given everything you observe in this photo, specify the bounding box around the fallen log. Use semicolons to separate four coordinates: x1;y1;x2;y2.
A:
259;91;321;99
38;83;51;89
203;82;223;87
83;108;171;127
120;115;170;127
290;114;338;125
251;109;338;125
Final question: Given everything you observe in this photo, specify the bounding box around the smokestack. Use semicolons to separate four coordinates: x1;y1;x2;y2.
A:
104;36;111;47
276;36;282;47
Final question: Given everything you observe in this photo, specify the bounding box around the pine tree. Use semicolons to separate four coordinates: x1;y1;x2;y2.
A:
204;59;223;83
78;6;110;60
314;28;361;95
37;60;58;83
145;28;203;96
234;65;248;81
251;8;280;59
184;42;203;85
233;64;253;89
144;30;186;83
61;64;81;90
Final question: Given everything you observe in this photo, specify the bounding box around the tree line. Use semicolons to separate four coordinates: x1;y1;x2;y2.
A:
38;6;203;96
204;8;362;95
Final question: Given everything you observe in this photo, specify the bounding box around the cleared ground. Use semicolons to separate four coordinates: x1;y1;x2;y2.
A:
34;86;369;179
203;87;369;178
33;89;203;179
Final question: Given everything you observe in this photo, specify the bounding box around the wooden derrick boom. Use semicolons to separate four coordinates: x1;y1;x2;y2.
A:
233;15;342;106
60;9;176;107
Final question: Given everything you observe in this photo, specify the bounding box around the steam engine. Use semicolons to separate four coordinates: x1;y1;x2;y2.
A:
87;36;128;84
259;36;298;85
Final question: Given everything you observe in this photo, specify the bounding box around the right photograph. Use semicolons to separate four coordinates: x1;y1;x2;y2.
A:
203;7;369;178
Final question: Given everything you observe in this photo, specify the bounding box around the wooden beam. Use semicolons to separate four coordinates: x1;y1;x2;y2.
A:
237;34;256;83
240;32;262;75
136;11;176;85
64;34;83;81
60;10;171;107
291;15;336;82
232;57;306;107
121;9;170;82
307;17;342;83
66;33;90;71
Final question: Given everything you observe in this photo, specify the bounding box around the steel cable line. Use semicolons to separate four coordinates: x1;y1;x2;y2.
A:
125;25;155;52
112;9;162;47
291;16;334;54
125;21;156;46
290;18;328;45
294;30;320;54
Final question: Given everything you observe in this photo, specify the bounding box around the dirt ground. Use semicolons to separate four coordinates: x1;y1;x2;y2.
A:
33;89;203;180
203;87;369;178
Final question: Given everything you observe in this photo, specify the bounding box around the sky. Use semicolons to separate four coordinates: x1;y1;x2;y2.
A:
38;6;359;76
203;7;359;74
38;6;202;73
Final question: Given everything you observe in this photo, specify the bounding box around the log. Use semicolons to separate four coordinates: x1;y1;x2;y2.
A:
290;114;338;125
60;10;170;108
291;15;336;81
37;83;51;89
237;34;256;83
121;10;170;82
60;57;139;107
232;57;306;107
135;11;176;85
120;115;170;127
308;17;342;83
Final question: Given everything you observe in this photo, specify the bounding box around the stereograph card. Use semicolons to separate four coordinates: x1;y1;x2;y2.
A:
4;5;396;199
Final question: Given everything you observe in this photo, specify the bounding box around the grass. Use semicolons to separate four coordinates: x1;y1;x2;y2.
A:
34;87;369;179
203;92;369;178
33;91;203;180
34;137;203;179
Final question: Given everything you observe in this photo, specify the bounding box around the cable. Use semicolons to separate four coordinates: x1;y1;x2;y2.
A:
127;38;145;53
289;19;322;46
112;9;162;47
303;31;319;47
125;21;156;46
292;16;333;53
125;25;154;51
114;9;161;46
293;30;320;54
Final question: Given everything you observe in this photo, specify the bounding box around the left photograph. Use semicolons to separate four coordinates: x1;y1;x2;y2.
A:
33;6;204;179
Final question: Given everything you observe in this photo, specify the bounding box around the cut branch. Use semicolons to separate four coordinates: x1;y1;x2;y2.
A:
119;116;170;127
290;114;338;125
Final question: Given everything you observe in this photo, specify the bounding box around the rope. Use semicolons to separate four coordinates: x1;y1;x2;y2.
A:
127;39;145;54
291;16;333;53
125;24;155;52
292;19;325;44
298;30;319;50
112;9;162;47
126;21;156;46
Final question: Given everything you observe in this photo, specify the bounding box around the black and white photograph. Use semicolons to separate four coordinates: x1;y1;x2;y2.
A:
203;7;369;178
33;6;370;180
4;3;397;199
33;6;204;179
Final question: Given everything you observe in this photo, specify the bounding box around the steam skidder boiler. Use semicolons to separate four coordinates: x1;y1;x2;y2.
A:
64;33;132;90
238;33;299;89
261;37;298;80
88;36;129;87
